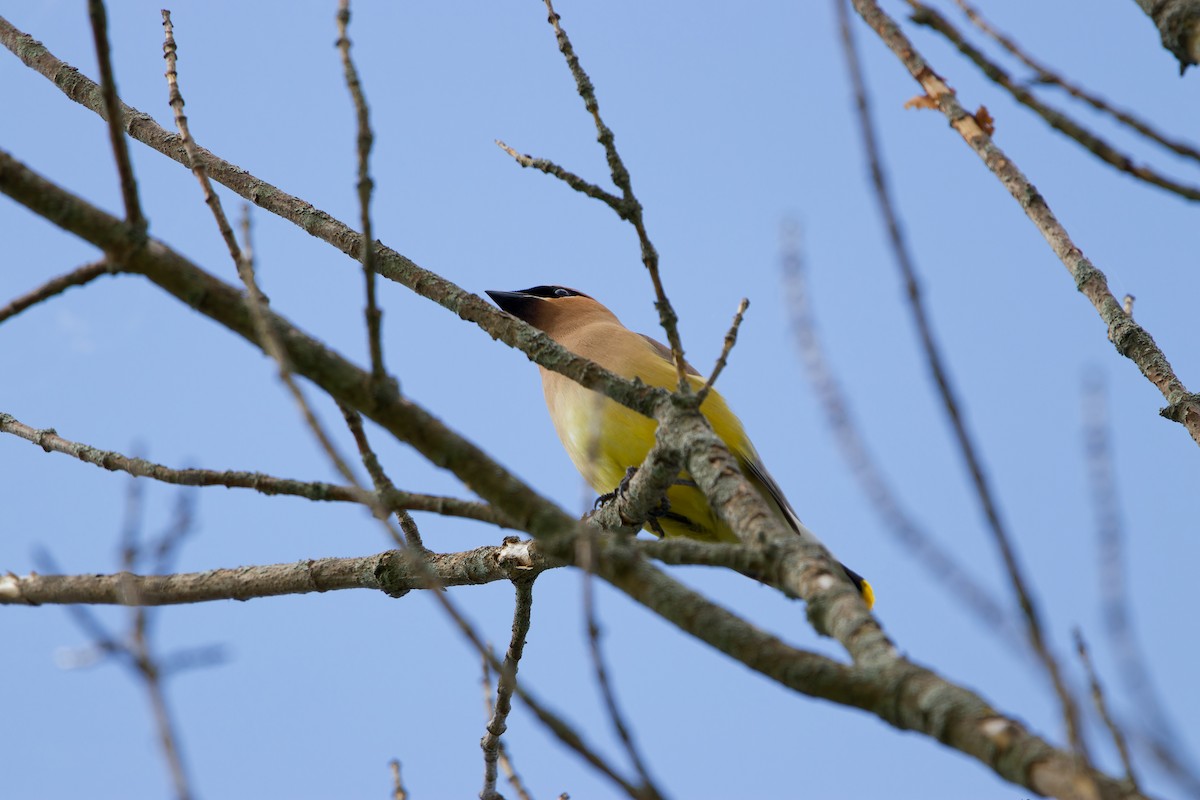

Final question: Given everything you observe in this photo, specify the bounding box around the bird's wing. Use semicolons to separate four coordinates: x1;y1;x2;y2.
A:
739;452;821;545
638;334;701;377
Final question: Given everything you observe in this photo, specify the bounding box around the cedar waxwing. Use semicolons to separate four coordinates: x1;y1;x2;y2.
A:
487;285;873;607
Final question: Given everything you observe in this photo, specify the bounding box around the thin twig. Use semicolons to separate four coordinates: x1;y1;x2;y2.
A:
335;0;386;384
780;223;1017;646
0;138;1152;799
1082;373;1200;795
535;0;688;392
578;538;662;800
0;260;113;325
481;581;536;800
0;16;664;423
0;412;510;527
479;657;536;800
496;140;623;211
1074;629;1140;793
86;0;143;231
389;760;408;800
162;10;363;489
854;0;1190;762
695;298;749;405
951;0;1200;164
839;0;1086;693
907;1;1200;202
340;404;424;548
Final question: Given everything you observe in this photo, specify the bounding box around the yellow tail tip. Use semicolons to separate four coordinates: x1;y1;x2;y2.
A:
860;579;876;610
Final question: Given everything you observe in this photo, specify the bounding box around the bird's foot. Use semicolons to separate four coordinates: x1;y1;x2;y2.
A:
593;466;640;510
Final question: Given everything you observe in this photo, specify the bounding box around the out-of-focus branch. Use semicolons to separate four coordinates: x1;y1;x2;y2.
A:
0;142;1153;800
389;760;408;800
579;537;662;799
1074;629;1140;793
845;0;1200;447
952;0;1200;163
1083;374;1200;797
43;481;200;800
780;224;1016;646
836;0;1086;756
0;260;113;324
1128;0;1200;72
908;1;1200;202
0;411;512;528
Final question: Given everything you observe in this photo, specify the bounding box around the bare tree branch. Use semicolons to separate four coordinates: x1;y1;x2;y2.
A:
837;0;1087;758
1127;0;1200;71
0;15;664;423
0;134;1155;800
780;224;1016;645
0;411;511;528
518;0;689;391
951;0;1200;163
695;298;749;405
1075;629;1141;793
0;259;114;325
907;1;1200;202
86;0;143;232
335;0;387;385
341;405;425;548
579;538;662;800
2;542;550;606
1082;374;1200;796
844;0;1200;447
481;581;536;800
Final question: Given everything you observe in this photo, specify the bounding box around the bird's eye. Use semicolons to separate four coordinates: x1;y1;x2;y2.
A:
553;288;572;298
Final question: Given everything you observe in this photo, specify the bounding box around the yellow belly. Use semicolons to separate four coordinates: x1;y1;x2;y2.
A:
543;367;748;543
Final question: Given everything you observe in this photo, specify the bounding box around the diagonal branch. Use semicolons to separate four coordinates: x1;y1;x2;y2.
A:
86;0;143;232
907;1;1200;202
0;14;662;423
951;0;1200;164
0;142;1153;800
836;0;1086;758
844;0;1200;447
0;259;113;324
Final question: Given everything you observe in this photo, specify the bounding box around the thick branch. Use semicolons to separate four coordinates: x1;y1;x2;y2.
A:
0;14;660;420
1129;0;1200;71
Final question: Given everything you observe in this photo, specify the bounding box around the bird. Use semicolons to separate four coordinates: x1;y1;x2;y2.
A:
487;285;874;608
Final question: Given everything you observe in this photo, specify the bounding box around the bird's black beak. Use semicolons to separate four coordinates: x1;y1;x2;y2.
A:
486;289;536;321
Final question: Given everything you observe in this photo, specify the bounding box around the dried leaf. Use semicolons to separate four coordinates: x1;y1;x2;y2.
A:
904;94;938;110
974;105;996;136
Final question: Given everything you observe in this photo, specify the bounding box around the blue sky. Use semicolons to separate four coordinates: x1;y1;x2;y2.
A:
2;1;1198;798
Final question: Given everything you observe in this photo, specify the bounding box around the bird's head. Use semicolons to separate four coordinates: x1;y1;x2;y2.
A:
486;286;613;335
